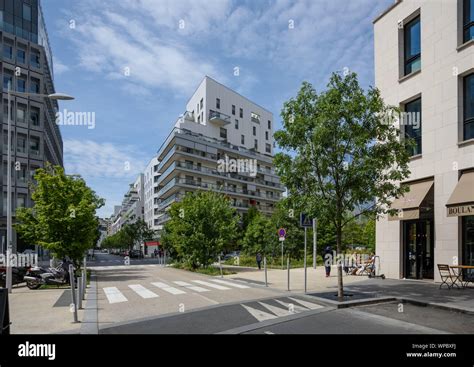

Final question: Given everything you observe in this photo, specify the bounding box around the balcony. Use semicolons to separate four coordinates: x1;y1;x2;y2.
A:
209;110;231;126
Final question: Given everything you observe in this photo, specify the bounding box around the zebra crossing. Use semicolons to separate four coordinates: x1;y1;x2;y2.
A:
241;297;325;322
102;278;250;304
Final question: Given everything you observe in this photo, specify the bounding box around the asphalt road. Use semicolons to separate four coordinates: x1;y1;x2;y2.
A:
88;252;165;267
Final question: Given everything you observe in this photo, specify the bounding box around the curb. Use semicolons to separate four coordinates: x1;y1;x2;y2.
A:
79;273;98;334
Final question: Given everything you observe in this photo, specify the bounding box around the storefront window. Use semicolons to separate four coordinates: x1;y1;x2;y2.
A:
463;216;474;277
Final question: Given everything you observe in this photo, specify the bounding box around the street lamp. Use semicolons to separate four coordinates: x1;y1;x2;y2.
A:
5;82;75;293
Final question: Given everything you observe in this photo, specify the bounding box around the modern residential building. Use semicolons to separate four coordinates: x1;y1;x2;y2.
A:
375;0;474;282
143;156;160;231
0;0;63;253
110;174;145;235
154;76;284;227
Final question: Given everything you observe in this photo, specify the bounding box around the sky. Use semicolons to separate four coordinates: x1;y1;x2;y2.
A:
41;0;393;218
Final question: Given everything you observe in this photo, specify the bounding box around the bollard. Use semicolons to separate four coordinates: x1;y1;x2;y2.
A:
82;270;86;300
77;276;83;310
218;255;223;278
69;265;78;322
264;257;268;287
287;256;290;292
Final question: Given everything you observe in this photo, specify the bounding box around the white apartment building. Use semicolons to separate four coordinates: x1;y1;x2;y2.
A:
375;0;474;282
143;157;160;230
154;76;284;227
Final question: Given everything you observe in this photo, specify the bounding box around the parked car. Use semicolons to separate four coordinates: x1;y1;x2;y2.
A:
129;250;144;259
223;251;240;261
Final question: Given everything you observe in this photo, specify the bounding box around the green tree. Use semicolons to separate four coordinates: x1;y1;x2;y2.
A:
15;164;104;266
120;220;156;252
271;201;305;259
363;217;376;252
274;72;411;300
241;212;275;257
161;191;239;269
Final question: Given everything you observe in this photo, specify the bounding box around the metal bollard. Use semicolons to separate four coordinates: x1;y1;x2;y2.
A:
264;257;268;287
77;276;83;310
287;256;290;292
82;270;86;300
69;265;78;322
218;255;223;278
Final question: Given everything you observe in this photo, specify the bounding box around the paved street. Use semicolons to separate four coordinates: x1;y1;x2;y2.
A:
88;252;165;267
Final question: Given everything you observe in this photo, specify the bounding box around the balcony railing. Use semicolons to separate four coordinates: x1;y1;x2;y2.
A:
209;110;231;126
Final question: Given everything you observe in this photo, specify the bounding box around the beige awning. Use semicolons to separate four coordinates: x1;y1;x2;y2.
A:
446;171;474;217
388;180;434;221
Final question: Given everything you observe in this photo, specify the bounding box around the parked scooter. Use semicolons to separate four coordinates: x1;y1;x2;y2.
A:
23;260;76;290
0;267;29;288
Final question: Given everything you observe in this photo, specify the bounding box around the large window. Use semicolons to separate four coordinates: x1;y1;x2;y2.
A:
220;127;227;139
30;78;40;94
30;107;40;126
404;16;421;76
3;71;13;91
464;0;474;43
463;216;474;278
3;41;12;59
464;74;474;140
404;98;422;156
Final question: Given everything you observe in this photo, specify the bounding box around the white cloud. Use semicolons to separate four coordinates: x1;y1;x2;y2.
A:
64;139;147;179
53;57;70;75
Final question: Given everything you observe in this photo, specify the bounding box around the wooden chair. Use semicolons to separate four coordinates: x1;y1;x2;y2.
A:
437;264;457;290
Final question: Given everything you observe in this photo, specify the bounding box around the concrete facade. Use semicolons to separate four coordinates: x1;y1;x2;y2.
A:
374;0;474;281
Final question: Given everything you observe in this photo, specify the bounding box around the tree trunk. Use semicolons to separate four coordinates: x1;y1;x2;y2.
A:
336;223;344;301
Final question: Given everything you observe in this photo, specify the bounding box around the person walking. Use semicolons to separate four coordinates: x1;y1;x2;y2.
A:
324;246;333;277
256;253;262;270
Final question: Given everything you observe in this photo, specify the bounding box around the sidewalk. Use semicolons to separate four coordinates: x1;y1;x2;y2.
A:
224;265;369;292
9;284;85;334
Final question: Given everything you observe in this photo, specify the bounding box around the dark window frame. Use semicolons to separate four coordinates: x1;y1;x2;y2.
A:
403;97;422;156
463;73;474;140
404;15;421;76
464;0;474;43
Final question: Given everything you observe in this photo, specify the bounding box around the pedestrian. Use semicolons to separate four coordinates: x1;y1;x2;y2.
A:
154;249;158;258
324;246;333;277
256;253;262;270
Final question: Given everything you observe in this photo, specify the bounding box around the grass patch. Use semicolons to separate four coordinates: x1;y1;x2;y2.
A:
223;254;325;269
172;263;236;276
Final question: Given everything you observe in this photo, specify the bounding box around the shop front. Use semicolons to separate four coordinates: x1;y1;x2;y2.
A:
446;170;474;279
389;179;435;280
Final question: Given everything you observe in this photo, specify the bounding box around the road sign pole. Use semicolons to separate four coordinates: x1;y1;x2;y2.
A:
281;240;284;270
69;264;78;323
287;255;290;291
304;227;307;294
264;256;268;287
313;218;317;269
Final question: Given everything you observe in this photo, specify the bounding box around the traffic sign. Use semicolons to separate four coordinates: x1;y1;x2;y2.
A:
278;228;286;237
300;213;312;228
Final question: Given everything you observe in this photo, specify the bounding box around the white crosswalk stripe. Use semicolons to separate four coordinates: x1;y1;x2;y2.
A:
288;297;324;310
209;279;250;289
128;284;159;299
275;299;308;313
151;282;186;295
192;280;230;290
173;281;210;293
103;287;128;304
258;302;293;317
242;304;278;322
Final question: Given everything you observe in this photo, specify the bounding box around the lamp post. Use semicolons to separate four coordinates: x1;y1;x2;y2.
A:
5;83;74;293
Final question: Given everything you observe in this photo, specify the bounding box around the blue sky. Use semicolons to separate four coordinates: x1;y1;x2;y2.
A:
41;0;393;218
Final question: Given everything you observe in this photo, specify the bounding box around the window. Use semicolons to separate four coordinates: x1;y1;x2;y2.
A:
200;98;203;110
17;164;27;183
265;131;269;140
464;73;474;140
197;115;201;124
30;107;40;126
30;78;40;94
23;3;32;21
268;120;271;130
220;127;227;139
404;98;422;156
3;71;13;91
266;143;271;153
253;126;257;136
464;0;474;43
16;104;26;124
241;135;245;145
17;77;26;93
463;216;474;275
251;112;261;123
235;119;239;129
3;130;13;153
17;194;27;209
254;139;258;150
232;105;236;115
3;41;12;59
30;50;40;68
30;136;40;155
17;48;26;63
216;98;220;109
16;134;27;154
240;108;243;118
404;16;421;75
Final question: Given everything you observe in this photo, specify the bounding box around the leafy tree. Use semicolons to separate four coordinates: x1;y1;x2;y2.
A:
363;217;376;252
15;164;104;266
271;201;305;259
120;220;156;251
241;212;275;257
161;191;239;269
274;72;411;300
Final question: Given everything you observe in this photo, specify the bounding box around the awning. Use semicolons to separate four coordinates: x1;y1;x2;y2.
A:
446;171;474;217
388;180;434;221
